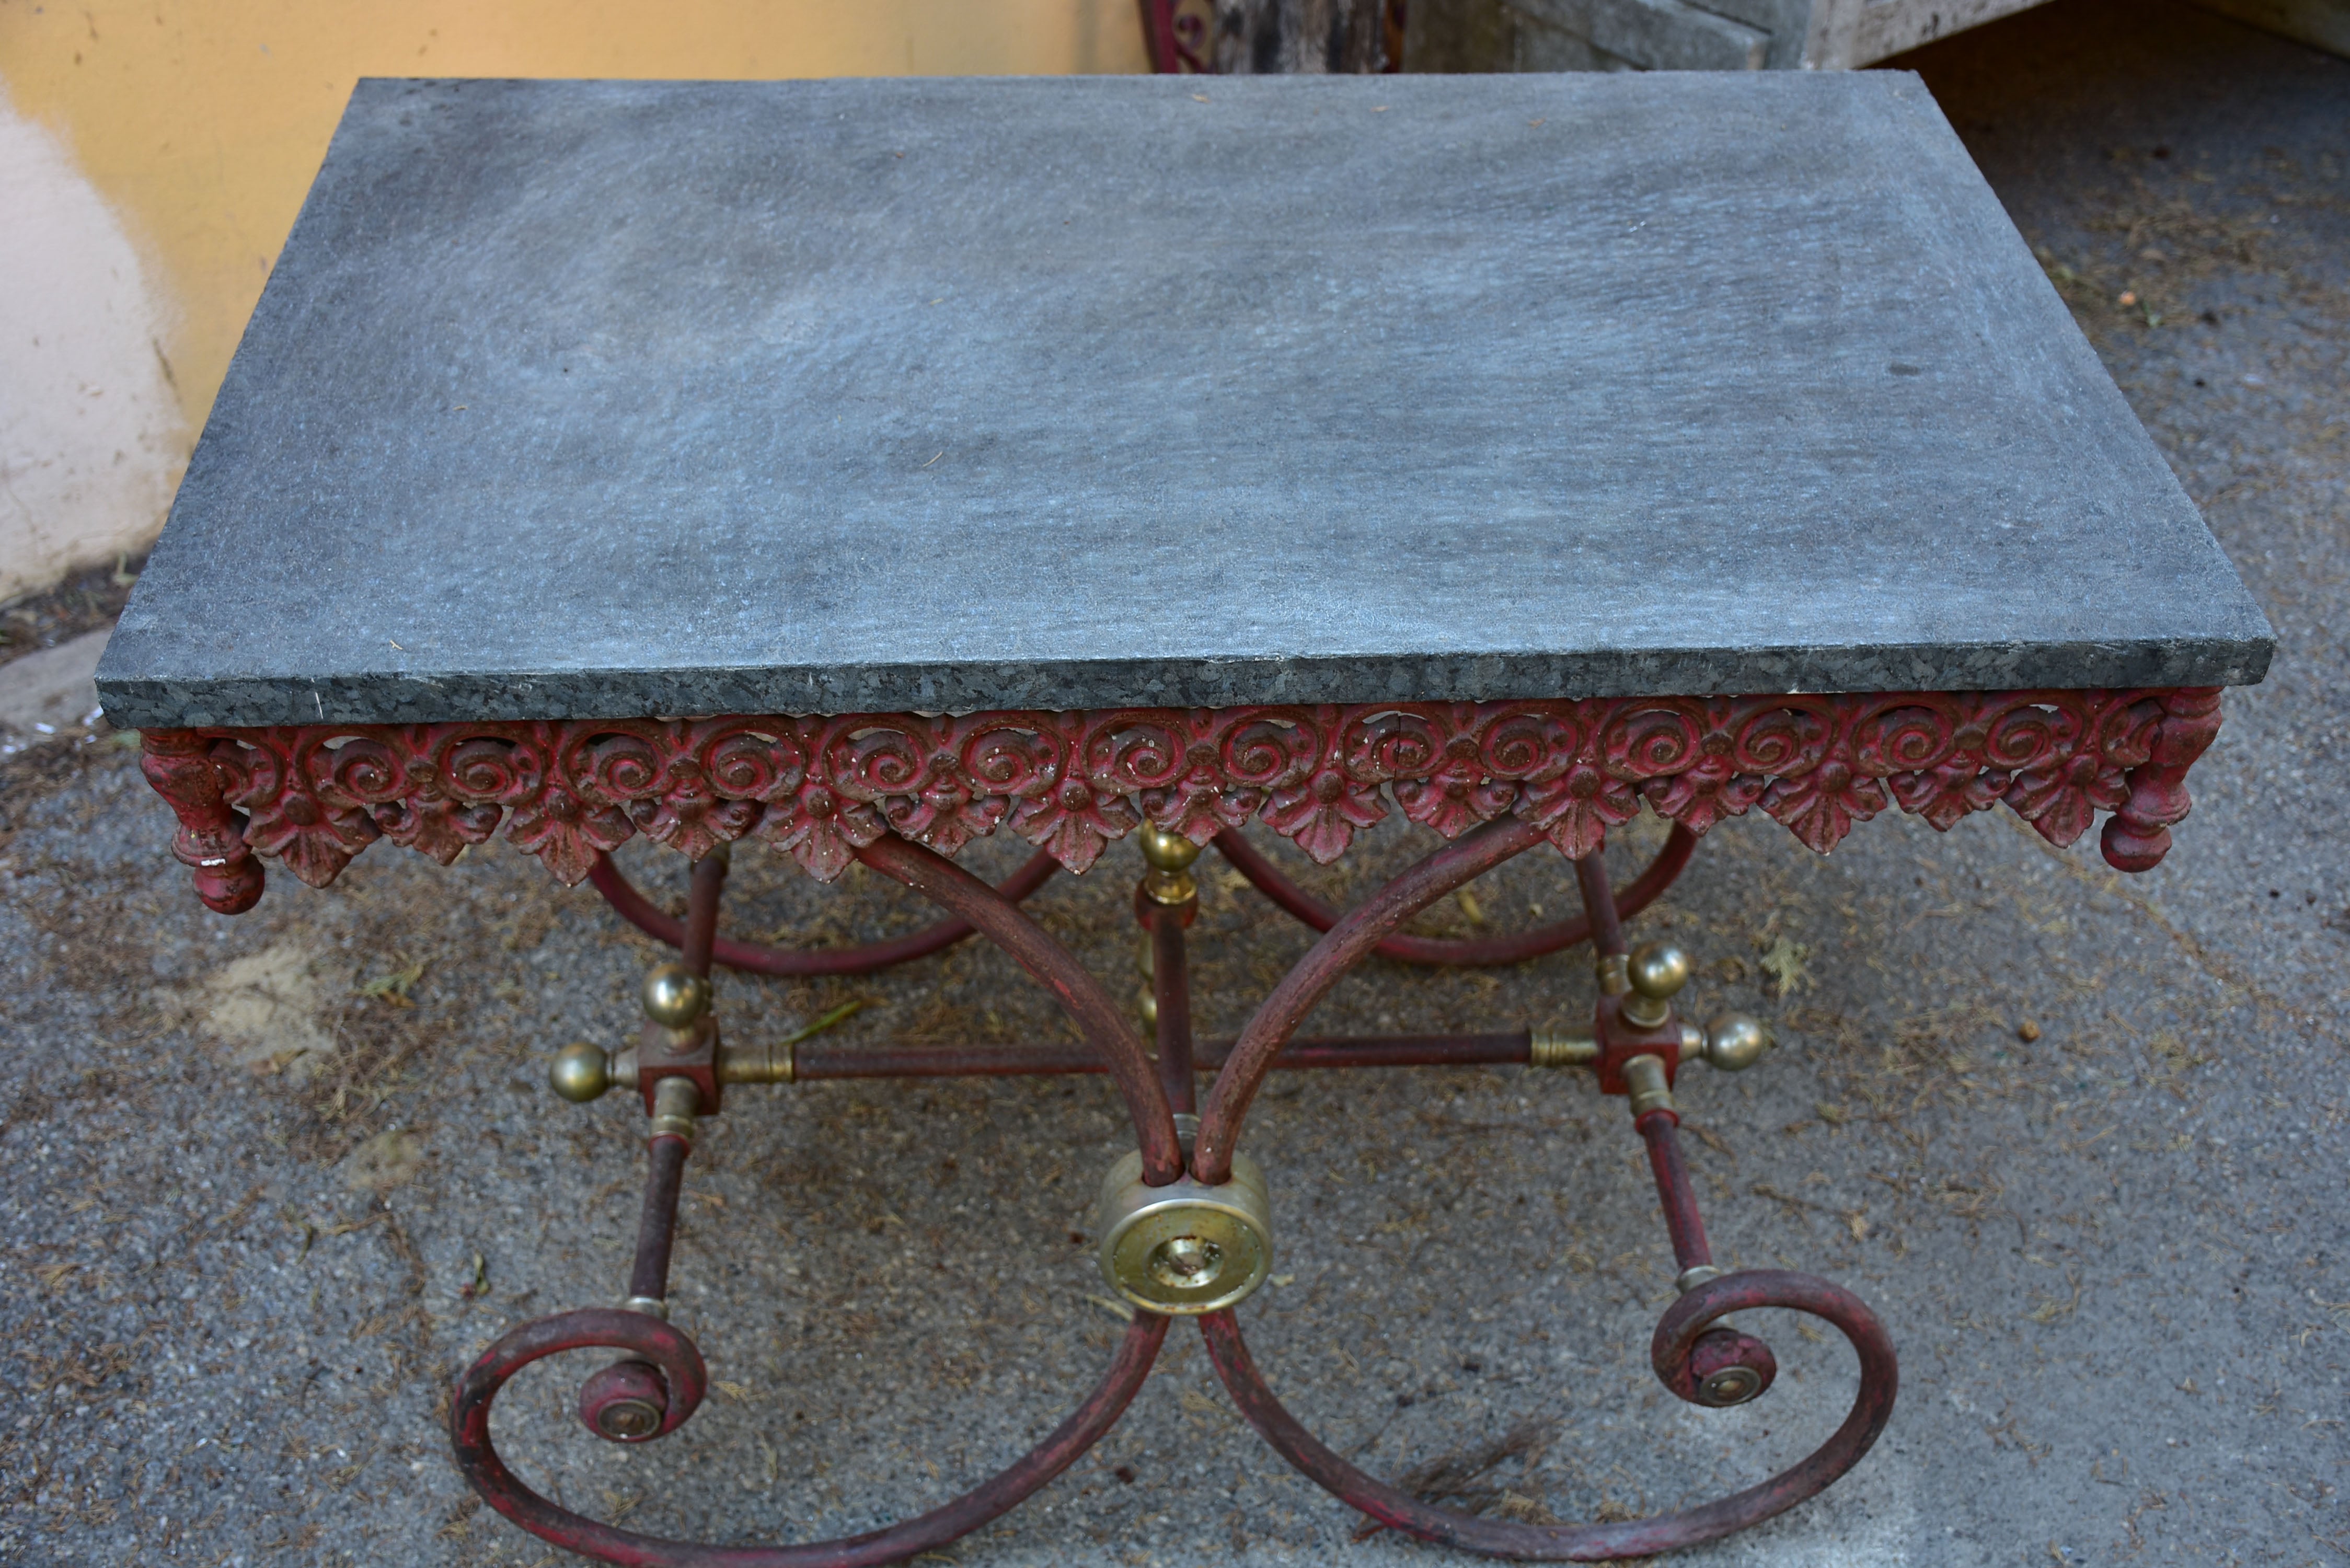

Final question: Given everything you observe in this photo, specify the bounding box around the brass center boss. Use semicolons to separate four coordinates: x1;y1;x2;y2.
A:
1094;1115;1274;1315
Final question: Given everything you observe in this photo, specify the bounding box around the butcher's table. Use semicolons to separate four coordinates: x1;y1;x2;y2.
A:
95;71;2273;1564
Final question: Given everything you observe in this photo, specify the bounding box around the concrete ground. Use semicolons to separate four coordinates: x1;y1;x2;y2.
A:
2;2;2344;1563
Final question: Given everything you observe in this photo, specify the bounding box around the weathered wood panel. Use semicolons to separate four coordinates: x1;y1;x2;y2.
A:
1802;0;2053;68
1213;0;1391;72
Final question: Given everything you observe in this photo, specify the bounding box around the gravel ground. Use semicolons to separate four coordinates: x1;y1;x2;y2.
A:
2;3;2344;1564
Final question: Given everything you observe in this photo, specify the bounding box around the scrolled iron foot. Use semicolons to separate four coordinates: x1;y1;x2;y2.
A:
452;1305;1170;1568
579;1355;686;1443
452;1308;706;1500
1200;1267;1897;1561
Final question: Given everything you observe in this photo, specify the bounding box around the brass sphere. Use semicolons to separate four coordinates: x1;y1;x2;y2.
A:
641;963;710;1029
548;1041;612;1103
1702;1014;1774;1073
1626;942;1694;1001
1137;822;1203;872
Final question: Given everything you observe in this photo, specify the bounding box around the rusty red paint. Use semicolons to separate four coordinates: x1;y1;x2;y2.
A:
788;1031;1538;1080
136;728;265;914
1638;1110;1712;1275
1201;1268;1894;1558
586;848;1062;976
1210;821;1698;966
441;815;1904;1564
593;822;1671;986
1146;902;1199;1115
626;1135;693;1306
134;688;2221;914
1194;816;1549;1184
577;1357;674;1444
855;833;1184;1187
453;1307;1169;1566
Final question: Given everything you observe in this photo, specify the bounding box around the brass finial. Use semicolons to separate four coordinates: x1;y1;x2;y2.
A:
548;1042;612;1102
641;963;710;1029
1137;823;1201;905
1621;941;1691;1029
1700;1014;1773;1071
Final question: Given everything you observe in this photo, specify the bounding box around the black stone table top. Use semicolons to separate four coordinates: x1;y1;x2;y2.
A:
98;73;2272;730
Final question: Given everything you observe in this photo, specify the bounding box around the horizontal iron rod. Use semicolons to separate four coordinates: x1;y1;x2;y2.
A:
790;1032;1532;1081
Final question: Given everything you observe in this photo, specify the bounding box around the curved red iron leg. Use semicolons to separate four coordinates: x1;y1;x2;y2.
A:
1192;821;1894;1553
457;829;1188;1564
1632;1108;1780;1405
1194;817;1547;1183
1201;1270;1896;1560
453;1307;1168;1568
858;833;1183;1185
588;848;1061;977
1211;822;1697;967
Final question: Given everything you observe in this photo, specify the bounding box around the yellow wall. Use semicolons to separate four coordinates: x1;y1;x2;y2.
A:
0;1;1149;515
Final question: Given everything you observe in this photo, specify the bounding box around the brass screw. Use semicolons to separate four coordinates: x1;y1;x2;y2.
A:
1700;1366;1764;1405
595;1398;663;1440
548;1042;613;1103
642;963;710;1029
1148;1235;1226;1290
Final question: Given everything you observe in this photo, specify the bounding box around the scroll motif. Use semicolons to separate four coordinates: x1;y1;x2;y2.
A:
134;688;2227;912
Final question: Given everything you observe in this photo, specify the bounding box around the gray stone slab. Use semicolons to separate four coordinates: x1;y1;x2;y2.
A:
97;72;2272;729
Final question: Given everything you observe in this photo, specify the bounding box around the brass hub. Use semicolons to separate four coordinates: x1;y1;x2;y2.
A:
1096;1150;1273;1315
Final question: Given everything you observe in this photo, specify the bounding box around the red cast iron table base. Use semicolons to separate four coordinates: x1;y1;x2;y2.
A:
130;687;2223;1563
452;823;1894;1563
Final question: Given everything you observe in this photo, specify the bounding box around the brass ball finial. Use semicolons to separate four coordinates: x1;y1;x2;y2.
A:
1621;942;1692;1029
1700;1013;1774;1072
1137;823;1202;905
641;963;710;1029
1138;822;1203;872
549;1041;612;1102
1626;942;1693;1000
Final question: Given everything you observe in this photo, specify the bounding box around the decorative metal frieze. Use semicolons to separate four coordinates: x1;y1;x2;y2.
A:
134;688;2225;914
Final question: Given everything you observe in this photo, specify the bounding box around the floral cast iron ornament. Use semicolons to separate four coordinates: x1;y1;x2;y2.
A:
135;687;2225;916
